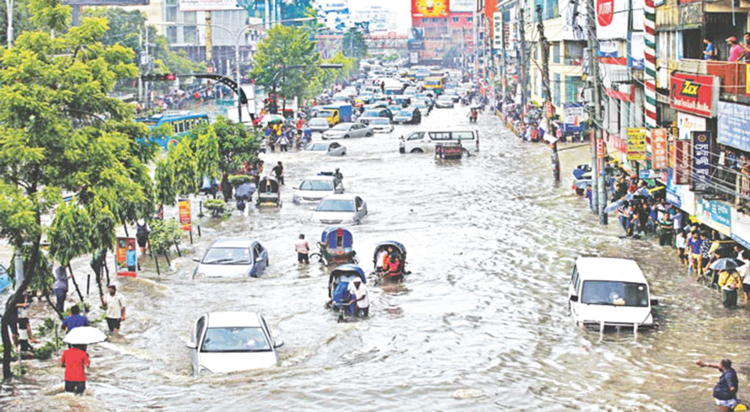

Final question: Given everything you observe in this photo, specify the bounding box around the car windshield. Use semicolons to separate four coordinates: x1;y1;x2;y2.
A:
361;111;380;118
310;119;328;126
316;199;355;212
306;143;327;151
200;327;271;352
438;96;452;101
332;124;350;130
202;247;251;265
398;111;412;116
581;281;649;307
300;180;334;191
371;119;389;125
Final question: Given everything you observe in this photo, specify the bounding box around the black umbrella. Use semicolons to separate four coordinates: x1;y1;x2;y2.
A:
709;258;746;271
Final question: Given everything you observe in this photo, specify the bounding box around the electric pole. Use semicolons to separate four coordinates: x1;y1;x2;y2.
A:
518;6;528;115
536;5;560;183
500;9;506;106
586;0;607;223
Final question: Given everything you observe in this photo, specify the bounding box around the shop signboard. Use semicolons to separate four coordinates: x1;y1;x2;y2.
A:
178;199;192;231
115;237;137;277
563;103;585;132
717;101;750;153
179;0;239;11
651;129;668;170
626;127;647;161
669;72;719;118
731;208;750;249
596;0;628;39
677;112;706;141
667;169;696;214
696;197;731;236
673;139;691;185
691;131;712;193
412;0;449;17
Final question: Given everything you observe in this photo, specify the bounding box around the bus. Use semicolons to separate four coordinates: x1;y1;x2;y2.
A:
136;112;210;150
424;76;445;95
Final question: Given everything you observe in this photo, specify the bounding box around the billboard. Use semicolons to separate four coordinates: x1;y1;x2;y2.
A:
180;0;240;11
115;237;137;278
691;131;712;193
450;0;474;12
669;72;719;118
63;0;148;4
626;128;647;161
717;101;750;152
412;0;450;18
596;0;628;39
651;129;668;170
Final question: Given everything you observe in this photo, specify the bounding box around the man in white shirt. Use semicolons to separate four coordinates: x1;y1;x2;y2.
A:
101;285;126;334
295;234;310;264
347;279;369;317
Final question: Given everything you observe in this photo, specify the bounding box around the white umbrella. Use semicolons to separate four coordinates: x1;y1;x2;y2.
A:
260;114;285;125
63;326;107;345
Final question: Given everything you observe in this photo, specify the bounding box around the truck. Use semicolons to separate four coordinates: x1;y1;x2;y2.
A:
316;103;353;126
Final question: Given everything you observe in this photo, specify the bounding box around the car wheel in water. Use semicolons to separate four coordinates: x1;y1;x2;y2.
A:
366;132;373;137
410;148;424;154
344;135;350;139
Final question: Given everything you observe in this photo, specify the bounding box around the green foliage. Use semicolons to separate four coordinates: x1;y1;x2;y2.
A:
203;199;227;218
36;317;56;337
87;196;116;251
48;202;92;266
228;174;253;187
169;139;198;197
212;116;259;177
194;127;220;181
250;25;321;101
154;157;176;207
341;28;367;59
149;218;182;255
35;342;57;360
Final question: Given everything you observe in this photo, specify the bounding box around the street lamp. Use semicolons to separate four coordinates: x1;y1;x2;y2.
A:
157;17;314;123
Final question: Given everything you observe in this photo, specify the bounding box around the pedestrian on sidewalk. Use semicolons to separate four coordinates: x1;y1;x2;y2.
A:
695;359;738;411
60;344;89;395
718;268;742;308
101;285;126;335
295;234;310;264
16;291;39;354
53;264;70;314
62;305;90;333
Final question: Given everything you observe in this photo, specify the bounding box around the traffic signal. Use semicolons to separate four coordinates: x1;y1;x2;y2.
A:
141;73;177;81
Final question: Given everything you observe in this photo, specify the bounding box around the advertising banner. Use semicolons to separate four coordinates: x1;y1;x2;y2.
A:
667;169;696;214
626;128;647;161
669;72;719;118
598;39;619;57
178;199;192;231
596;0;628;39
717;101;750;153
677;112;706;141
696;197;731;236
115;237;137;278
731;207;750;249
673;139;692;185
179;0;239;11
412;0;449;17
450;0;473;12
651;129;668;169
629;32;645;69
563;103;585;132
691;131;712;193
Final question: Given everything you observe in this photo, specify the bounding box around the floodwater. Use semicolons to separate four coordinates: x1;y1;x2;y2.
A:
2;104;749;412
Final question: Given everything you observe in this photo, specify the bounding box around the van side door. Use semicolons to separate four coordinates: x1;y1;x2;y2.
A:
569;266;580;317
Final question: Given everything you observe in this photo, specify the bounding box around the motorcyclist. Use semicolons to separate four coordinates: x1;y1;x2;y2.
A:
467;108;478;122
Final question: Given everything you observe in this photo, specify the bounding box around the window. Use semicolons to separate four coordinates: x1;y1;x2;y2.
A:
453;17;459;23
407;132;424;141
581;281;649;307
432;18;439;23
467;17;473;22
195;316;205;343
423;18;429;24
167;26;178;43
253;244;263;259
165;5;177;23
552;42;560;64
553;73;561;107
566;76;583;103
452;131;474;140
429;132;451;141
184;26;197;44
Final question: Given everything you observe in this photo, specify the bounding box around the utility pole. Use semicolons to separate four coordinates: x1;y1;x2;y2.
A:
500;11;506;105
5;0;13;47
206;12;213;72
518;6;528;115
586;0;607;223
536;5;560;183
138;29;143;105
264;0;270;29
145;27;152;111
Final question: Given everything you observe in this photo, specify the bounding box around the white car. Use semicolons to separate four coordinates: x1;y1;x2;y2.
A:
435;95;455;108
368;118;394;133
304;141;346;156
192;238;268;278
311;194;368;225
308;118;331;133
187;312;283;375
568;257;657;331
322;122;374;139
293;175;345;204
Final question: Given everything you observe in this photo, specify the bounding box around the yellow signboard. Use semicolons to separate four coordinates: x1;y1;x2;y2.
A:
626;127;647;161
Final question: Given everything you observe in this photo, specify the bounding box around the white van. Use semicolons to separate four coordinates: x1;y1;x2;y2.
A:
399;130;479;154
568;257;657;331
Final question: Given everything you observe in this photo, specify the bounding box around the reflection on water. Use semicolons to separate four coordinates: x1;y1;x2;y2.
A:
2;108;749;412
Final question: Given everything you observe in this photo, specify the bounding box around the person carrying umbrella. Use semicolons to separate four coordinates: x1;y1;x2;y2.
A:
60;344;90;395
716;262;743;308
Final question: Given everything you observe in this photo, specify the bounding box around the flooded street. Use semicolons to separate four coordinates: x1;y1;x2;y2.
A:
3;107;749;411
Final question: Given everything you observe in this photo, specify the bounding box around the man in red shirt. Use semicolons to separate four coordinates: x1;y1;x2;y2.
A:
60;344;90;395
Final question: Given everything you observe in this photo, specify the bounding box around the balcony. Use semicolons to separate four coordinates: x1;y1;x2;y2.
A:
673;59;748;100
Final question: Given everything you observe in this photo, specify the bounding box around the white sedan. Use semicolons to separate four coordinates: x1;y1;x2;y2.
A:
304;141;346;156
293;175;344;204
187;312;283;375
368;118;394;133
322;122;374;139
311;194;368;225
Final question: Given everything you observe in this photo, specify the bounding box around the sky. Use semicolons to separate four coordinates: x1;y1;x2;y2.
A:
347;0;412;34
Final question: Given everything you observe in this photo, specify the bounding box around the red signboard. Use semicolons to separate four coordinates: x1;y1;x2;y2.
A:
651;129;668;169
597;0;614;26
178;199;192;231
669;72;719;118
673;140;692;185
596;138;606;158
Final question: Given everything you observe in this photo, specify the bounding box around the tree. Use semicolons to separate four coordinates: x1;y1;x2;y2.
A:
194;126;220;181
170;139;198;198
211;118;260;200
250;24;321;102
341;28;367;60
279;0;313;21
0;0;148;379
154;157;176;208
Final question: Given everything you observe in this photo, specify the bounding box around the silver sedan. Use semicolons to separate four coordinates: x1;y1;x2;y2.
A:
322;122;374;140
